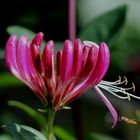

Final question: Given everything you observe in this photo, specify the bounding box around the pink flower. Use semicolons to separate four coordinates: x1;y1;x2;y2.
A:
5;32;118;127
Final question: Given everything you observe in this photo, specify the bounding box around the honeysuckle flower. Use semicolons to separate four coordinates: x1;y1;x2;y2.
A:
6;32;140;127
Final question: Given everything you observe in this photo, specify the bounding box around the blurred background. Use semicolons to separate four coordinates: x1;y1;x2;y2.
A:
0;0;140;140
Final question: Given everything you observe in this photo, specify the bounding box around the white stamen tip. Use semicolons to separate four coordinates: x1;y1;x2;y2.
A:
123;76;128;85
83;41;99;49
132;82;135;92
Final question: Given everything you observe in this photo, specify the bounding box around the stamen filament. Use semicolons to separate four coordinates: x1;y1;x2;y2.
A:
98;76;140;101
100;83;135;92
98;84;130;100
101;76;127;86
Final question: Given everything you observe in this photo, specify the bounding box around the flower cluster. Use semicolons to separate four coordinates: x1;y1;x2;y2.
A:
6;32;139;127
5;32;109;106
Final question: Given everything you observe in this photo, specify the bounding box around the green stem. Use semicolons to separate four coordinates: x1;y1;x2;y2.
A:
47;108;56;140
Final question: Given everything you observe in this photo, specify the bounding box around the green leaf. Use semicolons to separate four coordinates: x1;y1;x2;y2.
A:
0;134;12;140
54;126;76;140
79;5;127;45
89;133;119;140
0;73;23;88
3;123;47;140
8;100;48;134
6;25;46;47
21;125;47;140
0;49;4;59
7;25;36;41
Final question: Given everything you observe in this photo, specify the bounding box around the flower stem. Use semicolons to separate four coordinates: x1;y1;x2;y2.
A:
68;0;76;41
47;108;56;140
68;1;83;140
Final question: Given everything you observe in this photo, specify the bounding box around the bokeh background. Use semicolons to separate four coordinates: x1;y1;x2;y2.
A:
0;0;140;140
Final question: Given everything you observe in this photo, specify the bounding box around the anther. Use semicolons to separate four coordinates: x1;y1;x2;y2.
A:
132;82;135;92
123;76;128;85
123;92;131;101
118;75;121;83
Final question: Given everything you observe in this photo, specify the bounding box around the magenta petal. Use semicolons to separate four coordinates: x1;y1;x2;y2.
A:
31;32;44;73
42;41;55;78
41;40;56;97
78;46;98;81
81;42;110;87
16;37;38;87
93;86;118;128
94;42;110;84
75;42;110;88
52;51;63;108
72;39;83;76
60;40;74;83
56;51;63;79
16;36;32;79
5;35;21;79
31;32;44;46
16;36;46;102
81;46;90;69
77;41;99;82
42;40;55;80
75;46;90;82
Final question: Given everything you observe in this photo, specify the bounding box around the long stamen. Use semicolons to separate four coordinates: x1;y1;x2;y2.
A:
98;84;130;100
98;76;140;101
101;76;127;85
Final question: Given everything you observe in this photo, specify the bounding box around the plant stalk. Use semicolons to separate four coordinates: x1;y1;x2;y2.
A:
47;108;56;140
68;0;76;42
68;0;83;140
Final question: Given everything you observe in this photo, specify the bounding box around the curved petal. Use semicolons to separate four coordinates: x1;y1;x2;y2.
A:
16;36;47;103
60;40;74;83
81;42;110;87
31;32;44;46
93;86;118;128
94;42;110;84
76;41;100;82
71;39;83;76
77;46;97;82
16;36;31;80
41;40;56;97
42;41;55;79
31;32;44;73
52;50;63;109
81;46;90;69
68;42;110;97
5;35;21;79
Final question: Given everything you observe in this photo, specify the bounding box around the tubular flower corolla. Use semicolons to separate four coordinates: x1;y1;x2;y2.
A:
6;32;139;127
